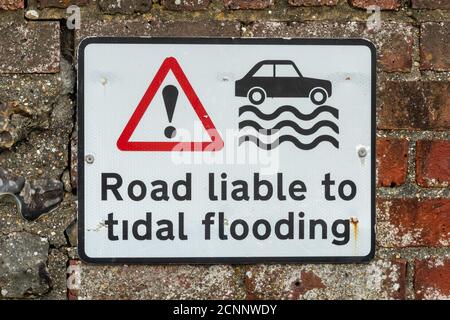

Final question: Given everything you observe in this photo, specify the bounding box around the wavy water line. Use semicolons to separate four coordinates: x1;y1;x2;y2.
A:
239;119;339;135
239;105;339;121
238;135;339;150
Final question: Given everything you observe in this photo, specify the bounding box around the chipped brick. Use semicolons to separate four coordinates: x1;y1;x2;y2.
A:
245;260;406;299
376;138;408;187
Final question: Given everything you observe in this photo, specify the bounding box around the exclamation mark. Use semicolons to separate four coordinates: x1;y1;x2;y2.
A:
162;85;178;139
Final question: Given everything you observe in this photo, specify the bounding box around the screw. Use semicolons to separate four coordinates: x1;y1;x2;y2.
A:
358;147;367;158
85;154;94;164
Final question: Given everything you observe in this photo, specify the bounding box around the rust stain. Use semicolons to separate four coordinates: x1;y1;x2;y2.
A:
350;216;359;242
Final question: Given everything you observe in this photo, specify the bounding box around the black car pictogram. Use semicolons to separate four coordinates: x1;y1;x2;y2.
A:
235;60;332;105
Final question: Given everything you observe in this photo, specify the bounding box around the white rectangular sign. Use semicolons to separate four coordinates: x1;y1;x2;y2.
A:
78;38;375;263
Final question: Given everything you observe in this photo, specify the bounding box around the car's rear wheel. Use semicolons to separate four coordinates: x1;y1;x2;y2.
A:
248;88;266;105
310;88;327;105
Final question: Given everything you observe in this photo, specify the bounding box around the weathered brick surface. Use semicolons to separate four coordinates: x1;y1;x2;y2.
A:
0;0;23;9
78;265;243;299
420;22;450;72
76;19;241;47
414;257;450;300
376;31;414;73
376;138;408;187
46;250;70;300
70;136;77;190
67;260;81;300
378;81;450;130
0;73;73;178
37;0;88;8
0;59;74;177
0;232;50;298
224;0;274;9
288;0;338;5
162;0;210;10
0;22;60;74
245;259;407;299
249;21;414;72
412;0;450;9
416;140;450;188
98;0;151;14
377;199;450;247
0;194;77;247
348;0;402;10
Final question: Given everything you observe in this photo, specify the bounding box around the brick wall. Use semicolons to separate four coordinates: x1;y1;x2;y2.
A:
0;0;449;300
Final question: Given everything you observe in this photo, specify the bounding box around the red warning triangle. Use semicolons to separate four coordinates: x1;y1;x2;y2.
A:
117;57;224;152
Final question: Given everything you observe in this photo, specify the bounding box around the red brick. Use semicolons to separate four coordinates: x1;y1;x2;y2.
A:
420;22;450;71
412;0;450;9
249;21;413;72
224;0;273;9
377;198;450;247
349;0;402;10
37;0;88;8
414;258;450;299
0;22;60;74
0;0;23;9
288;0;338;5
162;0;210;10
378;81;450;130
378;31;414;72
376;138;408;187
416;140;450;187
245;259;407;299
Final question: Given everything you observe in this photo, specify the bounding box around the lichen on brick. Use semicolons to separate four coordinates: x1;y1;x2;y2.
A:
244;260;406;299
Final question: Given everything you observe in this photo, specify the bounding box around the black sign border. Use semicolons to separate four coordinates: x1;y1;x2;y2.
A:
78;37;376;264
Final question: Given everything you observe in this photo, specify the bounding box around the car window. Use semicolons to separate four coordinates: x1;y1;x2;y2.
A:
253;64;273;77
275;64;299;77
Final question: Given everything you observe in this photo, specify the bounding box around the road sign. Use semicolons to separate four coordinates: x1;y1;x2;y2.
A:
117;57;224;152
78;38;375;263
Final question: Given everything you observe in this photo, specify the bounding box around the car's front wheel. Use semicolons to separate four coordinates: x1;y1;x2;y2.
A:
309;88;328;105
248;88;266;105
